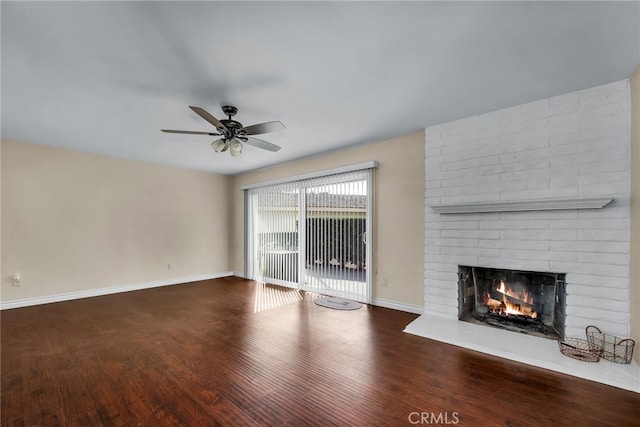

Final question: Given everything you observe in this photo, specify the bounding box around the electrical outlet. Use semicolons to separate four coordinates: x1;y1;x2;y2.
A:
167;264;172;270
12;274;21;287
382;277;388;287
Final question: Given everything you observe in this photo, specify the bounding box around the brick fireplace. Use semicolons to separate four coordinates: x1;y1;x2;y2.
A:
405;79;639;392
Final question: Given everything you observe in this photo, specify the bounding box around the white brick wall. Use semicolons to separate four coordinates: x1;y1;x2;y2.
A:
424;80;631;338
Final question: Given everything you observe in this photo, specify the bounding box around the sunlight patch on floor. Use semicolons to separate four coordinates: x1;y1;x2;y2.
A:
254;282;305;313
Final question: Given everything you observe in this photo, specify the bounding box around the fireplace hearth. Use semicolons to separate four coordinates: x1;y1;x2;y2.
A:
458;266;566;339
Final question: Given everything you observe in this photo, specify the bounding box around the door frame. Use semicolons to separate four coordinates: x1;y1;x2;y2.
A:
243;161;378;303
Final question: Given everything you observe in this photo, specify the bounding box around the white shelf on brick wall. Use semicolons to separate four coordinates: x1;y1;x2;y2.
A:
428;196;613;214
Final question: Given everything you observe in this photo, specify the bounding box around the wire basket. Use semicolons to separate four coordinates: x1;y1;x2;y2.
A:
558;337;602;362
586;325;635;364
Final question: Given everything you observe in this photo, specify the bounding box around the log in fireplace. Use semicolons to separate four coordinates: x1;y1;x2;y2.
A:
458;266;566;339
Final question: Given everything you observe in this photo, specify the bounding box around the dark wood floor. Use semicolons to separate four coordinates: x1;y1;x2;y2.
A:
2;277;639;426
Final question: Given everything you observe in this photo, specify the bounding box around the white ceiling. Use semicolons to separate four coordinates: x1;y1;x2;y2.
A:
2;1;639;175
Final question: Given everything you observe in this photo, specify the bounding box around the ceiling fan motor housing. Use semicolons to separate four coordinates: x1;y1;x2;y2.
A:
220;119;244;139
220;105;243;138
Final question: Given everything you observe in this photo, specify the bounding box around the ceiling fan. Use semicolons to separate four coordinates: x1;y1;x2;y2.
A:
162;105;284;156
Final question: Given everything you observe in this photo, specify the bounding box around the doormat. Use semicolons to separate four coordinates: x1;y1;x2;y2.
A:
314;297;362;310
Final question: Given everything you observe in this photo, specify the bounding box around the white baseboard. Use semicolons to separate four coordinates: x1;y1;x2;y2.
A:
0;272;234;310
233;271;246;278
372;298;424;314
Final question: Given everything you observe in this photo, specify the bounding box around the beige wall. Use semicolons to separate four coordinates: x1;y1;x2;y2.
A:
0;140;2;296
230;132;425;308
630;65;640;363
1;140;230;302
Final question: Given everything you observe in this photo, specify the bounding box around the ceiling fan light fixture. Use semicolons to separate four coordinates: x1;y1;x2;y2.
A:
230;140;243;157
211;139;225;152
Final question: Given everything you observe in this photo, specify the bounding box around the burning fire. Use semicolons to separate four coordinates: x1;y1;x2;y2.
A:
486;280;537;319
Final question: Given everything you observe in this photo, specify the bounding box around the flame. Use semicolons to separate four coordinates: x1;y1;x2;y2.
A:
488;280;538;319
497;280;507;294
497;280;535;305
502;296;538;319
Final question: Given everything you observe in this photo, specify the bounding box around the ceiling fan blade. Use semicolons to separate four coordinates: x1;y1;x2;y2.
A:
243;137;281;152
189;106;228;132
161;129;220;136
241;121;285;135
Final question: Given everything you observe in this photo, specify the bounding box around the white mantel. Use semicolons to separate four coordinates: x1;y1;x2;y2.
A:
429;196;613;214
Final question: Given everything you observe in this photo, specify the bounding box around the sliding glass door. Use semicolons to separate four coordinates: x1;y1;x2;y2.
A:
246;168;373;303
301;174;369;302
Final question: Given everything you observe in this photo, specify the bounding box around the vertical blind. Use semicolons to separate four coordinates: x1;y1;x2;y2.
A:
302;171;369;301
246;167;373;302
248;180;300;287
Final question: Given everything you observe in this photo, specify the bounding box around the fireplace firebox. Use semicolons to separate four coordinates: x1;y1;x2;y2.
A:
458;266;566;339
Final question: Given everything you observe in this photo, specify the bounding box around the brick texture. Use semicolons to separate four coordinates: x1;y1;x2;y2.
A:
425;80;631;338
